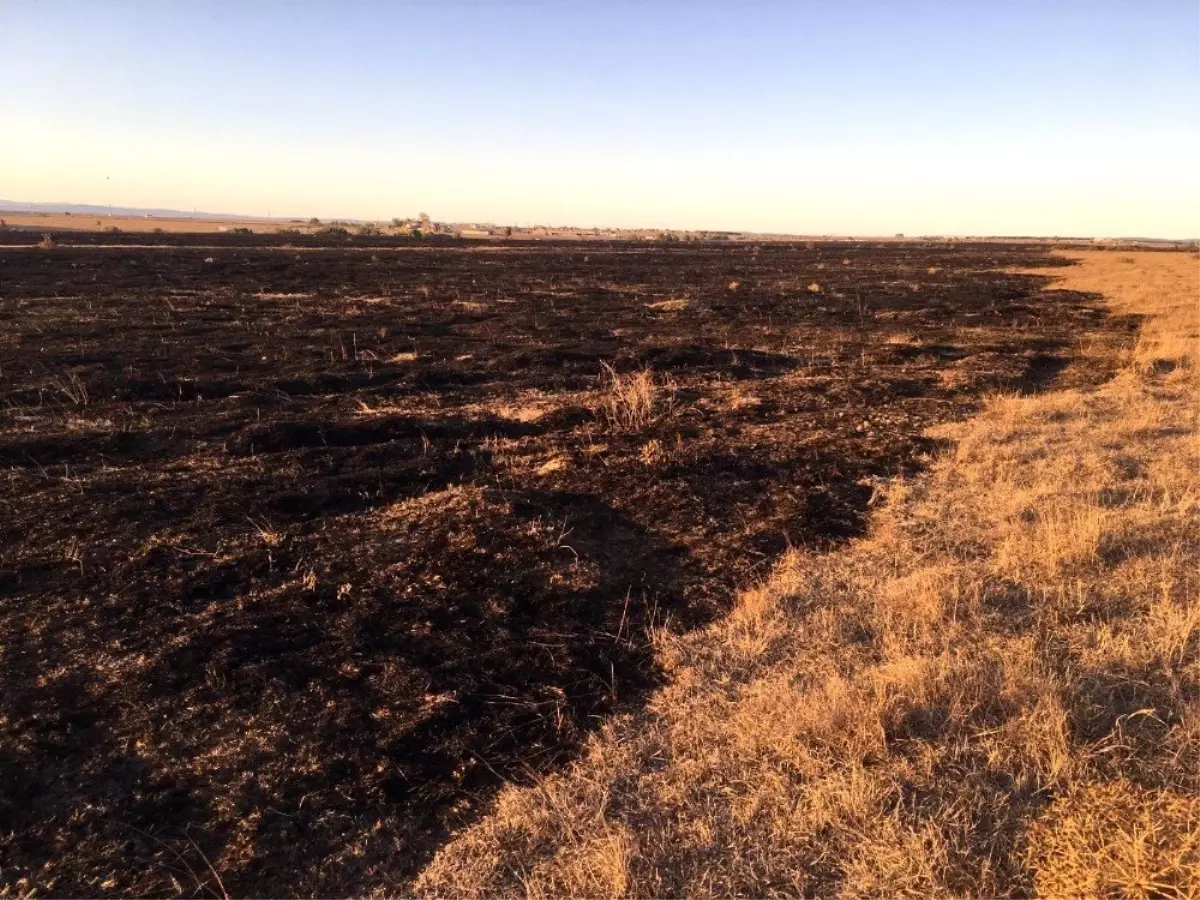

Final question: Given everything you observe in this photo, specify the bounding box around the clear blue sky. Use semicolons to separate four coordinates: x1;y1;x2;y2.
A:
3;1;1197;235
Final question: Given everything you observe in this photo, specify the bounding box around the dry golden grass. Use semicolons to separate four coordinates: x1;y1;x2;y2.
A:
413;251;1199;899
1027;780;1199;900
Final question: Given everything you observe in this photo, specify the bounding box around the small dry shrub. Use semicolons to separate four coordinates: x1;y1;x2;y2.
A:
38;233;55;249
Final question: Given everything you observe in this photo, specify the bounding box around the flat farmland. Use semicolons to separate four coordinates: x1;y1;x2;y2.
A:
0;240;1127;895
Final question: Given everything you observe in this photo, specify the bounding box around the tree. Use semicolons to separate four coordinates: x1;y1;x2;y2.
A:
309;217;321;225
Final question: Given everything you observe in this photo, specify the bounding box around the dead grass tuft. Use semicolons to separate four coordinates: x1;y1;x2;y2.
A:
646;298;689;312
598;363;670;431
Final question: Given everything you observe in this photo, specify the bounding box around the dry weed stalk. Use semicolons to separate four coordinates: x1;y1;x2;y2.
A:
51;372;89;406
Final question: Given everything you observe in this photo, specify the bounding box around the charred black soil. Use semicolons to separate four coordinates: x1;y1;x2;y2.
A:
0;240;1129;896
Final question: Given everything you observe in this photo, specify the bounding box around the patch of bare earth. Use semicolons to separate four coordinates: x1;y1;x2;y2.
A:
414;251;1200;899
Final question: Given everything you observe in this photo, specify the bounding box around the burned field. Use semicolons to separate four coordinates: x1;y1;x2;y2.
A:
0;240;1124;896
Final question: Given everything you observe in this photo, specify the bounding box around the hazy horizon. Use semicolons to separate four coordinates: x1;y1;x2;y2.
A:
2;198;1196;240
3;1;1198;238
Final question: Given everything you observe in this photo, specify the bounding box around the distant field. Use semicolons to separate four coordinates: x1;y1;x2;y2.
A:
0;211;311;234
0;239;1147;895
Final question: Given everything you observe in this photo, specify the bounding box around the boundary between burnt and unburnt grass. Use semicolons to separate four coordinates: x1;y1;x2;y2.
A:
0;240;1144;897
413;250;1199;899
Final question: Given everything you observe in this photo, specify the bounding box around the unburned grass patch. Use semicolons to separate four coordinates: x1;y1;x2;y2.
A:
1027;780;1199;900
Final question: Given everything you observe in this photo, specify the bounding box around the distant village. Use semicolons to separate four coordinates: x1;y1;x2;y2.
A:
348;213;749;243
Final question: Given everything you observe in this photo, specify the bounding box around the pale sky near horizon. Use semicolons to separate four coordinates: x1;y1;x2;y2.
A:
2;1;1198;236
